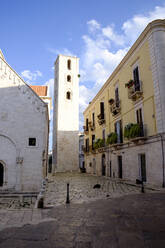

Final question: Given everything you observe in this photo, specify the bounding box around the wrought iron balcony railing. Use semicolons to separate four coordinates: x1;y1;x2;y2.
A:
110;100;121;116
128;80;143;101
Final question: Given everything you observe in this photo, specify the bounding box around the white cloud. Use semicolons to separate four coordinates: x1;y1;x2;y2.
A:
122;5;165;44
47;47;76;57
102;25;125;46
87;19;101;33
21;70;42;81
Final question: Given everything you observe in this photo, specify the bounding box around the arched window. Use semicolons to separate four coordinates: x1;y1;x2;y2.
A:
67;59;71;70
67;75;71;82
66;91;71;100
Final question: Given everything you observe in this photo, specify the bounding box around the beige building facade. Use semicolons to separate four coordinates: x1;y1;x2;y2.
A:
83;19;165;187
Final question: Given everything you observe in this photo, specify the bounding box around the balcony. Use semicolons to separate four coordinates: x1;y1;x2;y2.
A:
125;80;143;102
89;145;96;154
109;99;121;116
124;123;147;143
88;121;95;131
83;125;89;135
97;113;105;125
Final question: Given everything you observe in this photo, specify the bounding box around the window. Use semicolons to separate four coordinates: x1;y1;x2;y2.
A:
92;113;95;126
133;66;140;91
85;138;89;152
136;108;143;124
67;75;71;82
86;118;89;131
136;108;144;136
66;91;71;100
102;129;105;145
115;87;119;107
29;138;36;146
115;120;123;143
100;102;104;119
67;59;71;70
92;135;95;150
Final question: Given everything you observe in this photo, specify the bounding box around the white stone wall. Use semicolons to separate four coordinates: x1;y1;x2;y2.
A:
53;55;79;172
0;56;49;192
85;136;165;187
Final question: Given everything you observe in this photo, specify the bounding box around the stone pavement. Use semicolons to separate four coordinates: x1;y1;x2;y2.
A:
0;193;165;247
44;172;157;207
0;173;165;248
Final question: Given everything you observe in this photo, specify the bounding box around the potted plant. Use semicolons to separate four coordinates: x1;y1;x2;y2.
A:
106;133;117;145
93;138;104;149
124;123;141;139
108;98;114;105
125;79;134;88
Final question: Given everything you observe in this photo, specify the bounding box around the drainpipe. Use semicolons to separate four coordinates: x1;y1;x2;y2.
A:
160;134;165;188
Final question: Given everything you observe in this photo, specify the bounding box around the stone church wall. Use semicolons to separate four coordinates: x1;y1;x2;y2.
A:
0;55;49;192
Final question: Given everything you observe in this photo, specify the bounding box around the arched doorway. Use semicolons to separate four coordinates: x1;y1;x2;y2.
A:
102;154;106;176
0;163;4;186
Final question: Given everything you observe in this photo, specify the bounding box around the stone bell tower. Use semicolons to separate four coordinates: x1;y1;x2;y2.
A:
52;55;79;172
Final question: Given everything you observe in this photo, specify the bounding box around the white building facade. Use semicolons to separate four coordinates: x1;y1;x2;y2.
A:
52;55;79;172
0;50;49;192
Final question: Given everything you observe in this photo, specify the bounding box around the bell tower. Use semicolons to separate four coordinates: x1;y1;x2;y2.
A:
52;55;79;172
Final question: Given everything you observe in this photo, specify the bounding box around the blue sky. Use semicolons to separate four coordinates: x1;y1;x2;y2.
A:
1;0;165;151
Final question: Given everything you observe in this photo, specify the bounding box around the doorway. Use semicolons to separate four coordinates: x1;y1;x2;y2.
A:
102;154;106;176
109;161;112;177
93;158;96;174
118;156;122;178
139;154;146;182
0;163;4;186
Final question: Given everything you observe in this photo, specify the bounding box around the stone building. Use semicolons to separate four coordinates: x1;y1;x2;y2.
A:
83;19;165;187
52;55;79;172
0;50;49;192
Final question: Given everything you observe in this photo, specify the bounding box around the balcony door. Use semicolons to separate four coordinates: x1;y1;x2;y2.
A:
115;120;123;143
136;108;144;136
133;66;140;91
115;87;120;107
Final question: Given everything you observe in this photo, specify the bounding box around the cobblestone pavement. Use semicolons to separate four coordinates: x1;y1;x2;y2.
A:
0;173;165;247
0;197;34;209
0;193;165;247
44;172;157;207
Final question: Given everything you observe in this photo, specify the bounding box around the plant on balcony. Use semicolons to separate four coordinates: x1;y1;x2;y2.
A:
129;124;141;138
124;123;141;139
106;132;117;145
93;138;104;149
124;123;133;139
108;98;114;105
125;79;134;88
